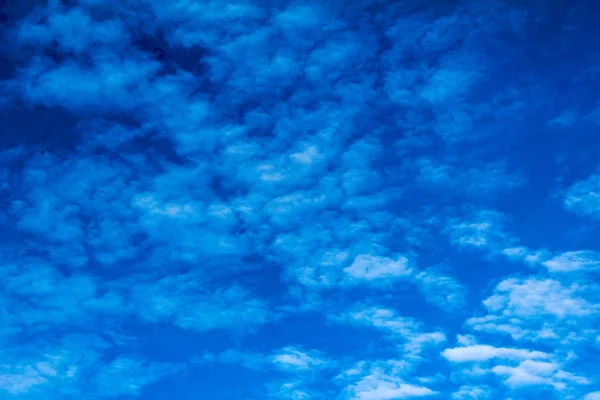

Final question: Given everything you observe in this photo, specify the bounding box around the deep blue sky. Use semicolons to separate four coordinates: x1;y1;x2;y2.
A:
1;0;600;399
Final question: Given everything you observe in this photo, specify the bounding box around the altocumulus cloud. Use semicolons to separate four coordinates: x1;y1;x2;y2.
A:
1;0;600;399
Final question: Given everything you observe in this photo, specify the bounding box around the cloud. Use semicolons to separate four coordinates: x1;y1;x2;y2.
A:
467;278;597;341
444;210;557;269
271;347;332;372
446;210;512;251
442;341;589;393
18;52;163;112
0;334;181;397
90;357;183;397
346;367;437;400
268;380;312;400
447;275;599;396
491;360;588;390
0;360;59;395
414;157;524;198
344;254;413;281
201;346;334;375
481;278;594;318
442;345;550;363
564;172;600;219
2;0;600;398
129;278;273;333
18;7;130;54
335;307;446;358
542;250;600;273
451;385;493;399
0;258;125;337
414;268;466;309
338;308;419;336
467;277;598;342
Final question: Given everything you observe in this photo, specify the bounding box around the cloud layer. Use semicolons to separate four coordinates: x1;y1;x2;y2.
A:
1;0;600;399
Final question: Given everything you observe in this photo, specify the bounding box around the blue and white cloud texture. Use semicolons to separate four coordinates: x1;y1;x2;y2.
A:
1;0;600;399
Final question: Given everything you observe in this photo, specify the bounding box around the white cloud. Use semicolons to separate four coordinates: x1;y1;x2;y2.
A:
290;144;321;164
482;278;593;318
0;336;181;397
130;279;272;333
347;368;436;400
492;360;588;390
445;211;553;268
542;250;600;273
343;308;419;336
344;254;412;281
415;268;466;309
564;173;600;218
271;347;330;372
269;380;312;400
500;246;549;265
337;307;446;358
91;357;181;397
442;345;550;363
585;392;600;400
452;385;492;399
0;365;51;394
442;342;589;392
467;277;598;342
446;210;512;251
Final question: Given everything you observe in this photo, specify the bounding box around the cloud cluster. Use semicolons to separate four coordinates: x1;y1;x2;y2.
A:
1;0;599;398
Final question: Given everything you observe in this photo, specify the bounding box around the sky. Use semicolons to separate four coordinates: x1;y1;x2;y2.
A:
0;0;600;399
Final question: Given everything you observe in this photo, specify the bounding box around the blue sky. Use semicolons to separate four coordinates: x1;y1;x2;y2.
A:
1;0;600;399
